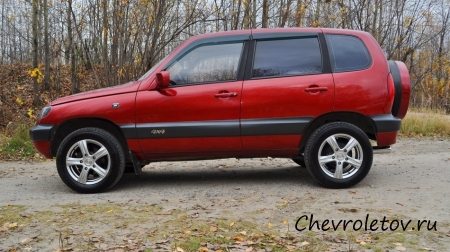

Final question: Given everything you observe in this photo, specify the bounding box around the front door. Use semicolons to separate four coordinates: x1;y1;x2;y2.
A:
135;42;245;159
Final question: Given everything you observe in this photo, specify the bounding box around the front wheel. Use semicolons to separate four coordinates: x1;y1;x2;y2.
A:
56;128;126;193
304;122;373;188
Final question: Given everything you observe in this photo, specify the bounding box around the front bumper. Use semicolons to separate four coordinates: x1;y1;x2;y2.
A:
29;124;54;158
29;124;54;141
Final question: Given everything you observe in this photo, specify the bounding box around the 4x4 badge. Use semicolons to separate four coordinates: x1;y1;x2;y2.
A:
151;129;165;134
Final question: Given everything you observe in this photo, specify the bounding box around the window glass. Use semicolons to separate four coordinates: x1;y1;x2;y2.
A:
252;37;322;78
167;43;242;85
326;34;372;72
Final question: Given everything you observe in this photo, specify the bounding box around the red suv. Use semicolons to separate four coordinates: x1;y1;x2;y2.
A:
30;28;410;193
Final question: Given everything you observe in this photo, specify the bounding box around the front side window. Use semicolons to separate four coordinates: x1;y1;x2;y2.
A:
167;43;243;85
326;34;372;72
252;37;322;78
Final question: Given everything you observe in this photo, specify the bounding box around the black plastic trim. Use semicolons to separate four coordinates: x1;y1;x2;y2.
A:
371;114;401;132
120;124;137;139
120;117;314;139
318;33;332;74
251;32;317;40
124;120;239;139
244;40;256;80
129;151;142;175
237;41;250;81
29;124;54;141
241;117;313;136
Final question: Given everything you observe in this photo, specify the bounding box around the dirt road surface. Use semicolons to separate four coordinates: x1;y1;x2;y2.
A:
1;138;449;251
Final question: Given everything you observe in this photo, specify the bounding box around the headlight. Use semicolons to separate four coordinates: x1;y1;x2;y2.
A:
38;106;52;119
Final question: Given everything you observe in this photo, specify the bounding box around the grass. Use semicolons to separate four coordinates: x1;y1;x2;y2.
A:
0;123;37;159
401;107;450;137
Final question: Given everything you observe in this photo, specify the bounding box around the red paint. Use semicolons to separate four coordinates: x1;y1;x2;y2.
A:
241;74;334;150
241;135;302;151
31;28;409;162
376;131;398;147
33;141;52;158
135;81;242;156
328;30;391;115
396;61;411;119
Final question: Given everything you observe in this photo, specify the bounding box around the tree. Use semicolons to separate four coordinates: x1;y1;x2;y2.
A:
32;0;41;106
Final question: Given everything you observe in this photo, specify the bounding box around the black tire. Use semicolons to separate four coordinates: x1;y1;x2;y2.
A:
292;155;306;167
56;127;126;193
304;122;373;188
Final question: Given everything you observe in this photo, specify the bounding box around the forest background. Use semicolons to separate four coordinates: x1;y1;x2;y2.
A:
0;0;449;149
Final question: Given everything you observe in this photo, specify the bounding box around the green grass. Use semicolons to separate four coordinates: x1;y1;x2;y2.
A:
0;123;36;159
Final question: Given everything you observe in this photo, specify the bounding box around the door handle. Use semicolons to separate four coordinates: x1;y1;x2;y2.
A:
304;86;328;92
214;92;238;98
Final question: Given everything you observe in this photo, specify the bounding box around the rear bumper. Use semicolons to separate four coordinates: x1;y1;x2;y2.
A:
371;114;401;132
29;124;54;158
371;114;401;147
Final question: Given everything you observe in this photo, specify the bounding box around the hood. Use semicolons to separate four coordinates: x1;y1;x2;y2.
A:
51;81;140;106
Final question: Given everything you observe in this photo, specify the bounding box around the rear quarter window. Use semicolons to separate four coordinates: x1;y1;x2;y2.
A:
326;34;372;72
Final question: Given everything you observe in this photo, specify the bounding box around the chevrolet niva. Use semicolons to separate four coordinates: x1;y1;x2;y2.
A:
30;28;410;193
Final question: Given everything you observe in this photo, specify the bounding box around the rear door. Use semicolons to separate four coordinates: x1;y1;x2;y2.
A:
240;32;335;153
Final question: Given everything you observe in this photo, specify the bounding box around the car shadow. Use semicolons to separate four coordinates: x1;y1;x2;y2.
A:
113;164;317;190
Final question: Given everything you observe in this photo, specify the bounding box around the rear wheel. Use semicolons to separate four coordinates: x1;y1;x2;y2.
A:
304;122;372;188
56;128;125;193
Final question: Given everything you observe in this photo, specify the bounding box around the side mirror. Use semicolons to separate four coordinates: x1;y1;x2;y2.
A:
156;71;170;89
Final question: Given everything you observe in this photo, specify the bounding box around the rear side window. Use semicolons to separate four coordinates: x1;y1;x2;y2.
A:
252;37;322;78
326;34;372;72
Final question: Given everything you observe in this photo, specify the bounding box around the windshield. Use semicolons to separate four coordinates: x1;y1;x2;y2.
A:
138;55;169;81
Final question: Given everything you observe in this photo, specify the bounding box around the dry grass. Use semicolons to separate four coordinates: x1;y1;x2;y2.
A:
400;108;450;138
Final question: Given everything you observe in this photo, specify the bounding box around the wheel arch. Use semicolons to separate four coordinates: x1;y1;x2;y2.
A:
51;118;129;159
299;112;376;152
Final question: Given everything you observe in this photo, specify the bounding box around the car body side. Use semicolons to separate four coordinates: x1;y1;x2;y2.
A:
30;28;404;166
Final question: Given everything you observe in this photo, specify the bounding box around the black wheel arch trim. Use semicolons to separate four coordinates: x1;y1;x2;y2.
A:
48;118;130;159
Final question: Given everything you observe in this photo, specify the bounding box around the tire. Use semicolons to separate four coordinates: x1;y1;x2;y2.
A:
389;60;403;118
304;122;373;188
292;155;306;167
56;127;126;193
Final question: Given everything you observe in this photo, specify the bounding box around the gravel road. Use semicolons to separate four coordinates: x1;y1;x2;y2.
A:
1;138;449;251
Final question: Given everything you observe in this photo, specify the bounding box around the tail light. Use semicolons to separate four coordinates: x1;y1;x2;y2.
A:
387;73;395;111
